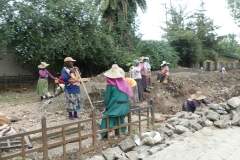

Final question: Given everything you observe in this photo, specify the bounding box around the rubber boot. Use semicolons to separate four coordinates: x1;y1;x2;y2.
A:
73;112;79;118
69;112;74;120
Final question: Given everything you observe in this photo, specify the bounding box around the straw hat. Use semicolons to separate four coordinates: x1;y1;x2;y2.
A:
139;56;148;62
161;61;169;66
64;57;76;62
103;64;125;78
38;62;49;69
191;91;206;100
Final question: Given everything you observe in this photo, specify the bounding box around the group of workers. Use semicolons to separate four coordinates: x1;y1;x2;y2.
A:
36;56;211;139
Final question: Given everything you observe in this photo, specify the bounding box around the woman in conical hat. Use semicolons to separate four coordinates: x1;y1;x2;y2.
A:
182;91;211;113
100;64;132;139
36;62;56;101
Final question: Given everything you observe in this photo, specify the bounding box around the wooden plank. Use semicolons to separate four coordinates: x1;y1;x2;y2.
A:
81;78;91;82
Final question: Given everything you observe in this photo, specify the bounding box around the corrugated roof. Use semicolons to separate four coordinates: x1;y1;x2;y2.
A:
220;53;240;59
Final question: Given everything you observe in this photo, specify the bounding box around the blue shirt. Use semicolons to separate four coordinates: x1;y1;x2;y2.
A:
61;67;80;94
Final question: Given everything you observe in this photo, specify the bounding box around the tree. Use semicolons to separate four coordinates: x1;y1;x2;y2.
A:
163;3;202;67
227;0;240;26
163;1;223;67
95;0;147;52
138;40;179;70
0;0;119;75
217;34;240;54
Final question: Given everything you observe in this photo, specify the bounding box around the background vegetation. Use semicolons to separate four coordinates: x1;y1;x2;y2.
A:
0;0;240;76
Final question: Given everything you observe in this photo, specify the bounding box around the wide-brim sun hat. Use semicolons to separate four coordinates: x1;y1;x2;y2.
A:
191;91;206;100
139;56;148;62
38;62;49;69
103;64;125;78
64;57;76;62
161;61;169;66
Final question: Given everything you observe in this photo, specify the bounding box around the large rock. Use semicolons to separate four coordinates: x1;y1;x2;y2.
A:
114;152;129;160
174;125;187;134
138;151;150;160
149;144;167;155
204;119;213;127
219;103;230;111
214;120;229;128
126;151;138;160
207;104;225;111
119;138;136;152
132;145;151;153
215;110;228;115
227;97;240;109
165;123;175;130
166;117;178;123
206;110;220;121
196;116;207;126
178;118;190;127
231;118;240;126
230;110;238;120
220;114;231;121
164;128;174;136
189;120;202;131
102;146;123;160
175;111;186;118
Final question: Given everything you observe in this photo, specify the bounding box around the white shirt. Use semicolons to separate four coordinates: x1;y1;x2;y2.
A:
130;66;141;79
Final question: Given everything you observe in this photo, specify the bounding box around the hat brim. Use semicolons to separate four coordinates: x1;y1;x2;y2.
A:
191;94;206;100
38;64;49;69
161;63;169;66
103;72;124;79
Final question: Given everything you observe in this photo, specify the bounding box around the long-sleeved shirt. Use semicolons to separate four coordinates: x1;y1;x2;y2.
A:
131;66;141;79
140;62;147;76
182;98;211;113
38;69;54;79
61;67;80;94
144;62;151;71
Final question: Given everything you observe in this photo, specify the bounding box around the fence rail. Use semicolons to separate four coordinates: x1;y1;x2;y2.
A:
0;74;37;85
0;100;155;160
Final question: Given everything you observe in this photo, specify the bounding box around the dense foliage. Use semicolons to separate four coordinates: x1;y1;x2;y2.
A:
0;0;148;75
137;40;179;70
0;0;240;76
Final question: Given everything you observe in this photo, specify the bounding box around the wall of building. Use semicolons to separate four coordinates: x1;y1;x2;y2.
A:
0;48;32;76
203;56;240;71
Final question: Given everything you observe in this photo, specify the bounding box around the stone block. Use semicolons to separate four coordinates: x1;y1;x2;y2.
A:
206;110;220;121
119;138;136;152
214;120;229;128
102;146;123;160
227;97;240;109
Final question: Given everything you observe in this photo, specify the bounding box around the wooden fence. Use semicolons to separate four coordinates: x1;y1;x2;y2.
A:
0;101;155;160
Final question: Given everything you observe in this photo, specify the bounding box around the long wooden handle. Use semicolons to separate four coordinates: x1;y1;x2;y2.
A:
76;70;94;109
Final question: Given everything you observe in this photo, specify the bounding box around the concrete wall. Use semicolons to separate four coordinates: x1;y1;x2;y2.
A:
0;48;32;76
203;55;240;71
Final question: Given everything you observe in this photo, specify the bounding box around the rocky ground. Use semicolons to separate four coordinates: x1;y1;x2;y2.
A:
1;67;240;159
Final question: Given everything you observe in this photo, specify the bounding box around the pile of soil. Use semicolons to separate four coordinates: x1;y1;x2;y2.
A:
1;67;240;159
1;67;240;131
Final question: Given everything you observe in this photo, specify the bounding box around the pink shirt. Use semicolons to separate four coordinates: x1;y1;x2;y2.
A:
39;69;54;79
140;62;147;76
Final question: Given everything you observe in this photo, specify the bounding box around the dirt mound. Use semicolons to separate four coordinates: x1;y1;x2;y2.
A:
43;67;240;116
148;68;240;114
